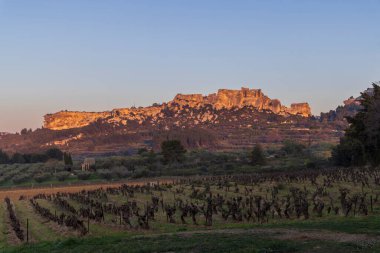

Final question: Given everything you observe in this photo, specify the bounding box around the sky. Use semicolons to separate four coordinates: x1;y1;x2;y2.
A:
0;0;379;133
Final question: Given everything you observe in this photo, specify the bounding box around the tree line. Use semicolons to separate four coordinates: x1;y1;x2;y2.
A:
0;148;72;165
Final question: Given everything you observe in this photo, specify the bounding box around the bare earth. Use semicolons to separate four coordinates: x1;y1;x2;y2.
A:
0;178;177;200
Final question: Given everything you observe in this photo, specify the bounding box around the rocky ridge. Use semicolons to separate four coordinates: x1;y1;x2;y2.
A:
44;87;311;130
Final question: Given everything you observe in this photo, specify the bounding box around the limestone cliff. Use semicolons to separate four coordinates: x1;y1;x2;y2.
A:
44;87;311;130
44;111;112;130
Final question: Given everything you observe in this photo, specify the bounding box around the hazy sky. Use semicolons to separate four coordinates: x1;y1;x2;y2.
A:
0;0;379;132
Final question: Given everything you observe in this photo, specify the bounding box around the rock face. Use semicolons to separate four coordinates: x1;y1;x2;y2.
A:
44;87;311;130
170;88;310;116
287;103;312;117
44;111;111;130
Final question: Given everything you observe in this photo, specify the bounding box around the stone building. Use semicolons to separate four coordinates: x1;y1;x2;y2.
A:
81;158;96;171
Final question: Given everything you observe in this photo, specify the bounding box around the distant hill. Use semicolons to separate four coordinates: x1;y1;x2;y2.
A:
43;87;311;130
1;86;372;156
319;87;374;125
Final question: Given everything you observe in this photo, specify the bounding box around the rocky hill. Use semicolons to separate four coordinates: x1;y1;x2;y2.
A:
319;87;374;124
44;87;311;130
0;87;349;156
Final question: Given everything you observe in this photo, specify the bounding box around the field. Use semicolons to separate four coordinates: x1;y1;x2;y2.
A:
2;167;380;252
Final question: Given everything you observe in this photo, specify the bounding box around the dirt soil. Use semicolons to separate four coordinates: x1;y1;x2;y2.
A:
0;178;177;200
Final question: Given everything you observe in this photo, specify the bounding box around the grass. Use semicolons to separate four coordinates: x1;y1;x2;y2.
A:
0;201;9;249
5;232;380;253
2;167;380;252
13;200;62;242
262;215;380;235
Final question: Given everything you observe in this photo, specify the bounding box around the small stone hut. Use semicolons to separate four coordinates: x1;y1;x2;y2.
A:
81;158;96;171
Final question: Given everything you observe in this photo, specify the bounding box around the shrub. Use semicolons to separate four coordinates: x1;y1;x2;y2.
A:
97;169;113;180
56;171;70;181
111;166;131;178
12;174;30;184
131;168;152;178
251;144;266;166
45;148;64;161
34;173;51;183
281;140;306;156
161;140;186;164
77;171;92;180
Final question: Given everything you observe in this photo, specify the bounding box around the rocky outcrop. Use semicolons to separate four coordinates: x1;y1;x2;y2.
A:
170;88;310;116
286;103;312;117
44;87;312;130
319;93;366;123
44;111;112;130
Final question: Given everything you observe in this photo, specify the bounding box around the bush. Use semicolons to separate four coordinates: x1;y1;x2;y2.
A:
251;144;266;166
12;174;30;184
111;166;131;178
332;137;366;167
77;171;92;180
45;148;64;161
132;169;151;178
34;173;51;183
0;150;9;164
97;169;113;180
161;140;186;164
56;171;70;181
281;140;306;156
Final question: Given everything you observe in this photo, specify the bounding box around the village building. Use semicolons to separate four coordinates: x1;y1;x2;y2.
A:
81;158;96;171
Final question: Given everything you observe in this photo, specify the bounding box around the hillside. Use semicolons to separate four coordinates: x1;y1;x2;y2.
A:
44;87;311;130
0;87;361;155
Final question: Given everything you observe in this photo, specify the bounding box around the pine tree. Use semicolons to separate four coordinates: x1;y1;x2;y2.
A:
251;144;266;166
64;152;73;166
332;83;380;166
161;140;186;164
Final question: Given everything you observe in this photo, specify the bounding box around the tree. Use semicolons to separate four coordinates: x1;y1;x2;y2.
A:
161;140;186;164
0;150;9;164
331;138;366;166
332;83;380;166
63;152;73;171
281;140;306;156
137;148;148;155
63;152;73;165
20;128;28;135
250;144;266;166
45;148;63;161
11;153;26;164
30;153;49;163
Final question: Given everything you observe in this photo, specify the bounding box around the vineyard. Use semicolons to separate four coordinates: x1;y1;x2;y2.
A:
2;167;380;252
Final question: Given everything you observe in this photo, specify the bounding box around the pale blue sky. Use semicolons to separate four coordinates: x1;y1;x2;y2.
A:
0;0;379;132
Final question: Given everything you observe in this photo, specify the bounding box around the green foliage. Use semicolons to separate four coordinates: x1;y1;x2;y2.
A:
137;148;148;155
281;140;306;156
10;153;25;164
45;148;63;161
77;171;91;180
250;144;266;166
29;153;49;163
63;152;73;166
161;140;187;164
0;150;9;164
12;174;31;184
332;83;380;166
97;169;113;180
111;166;131;178
55;171;70;181
0;148;65;165
33;173;51;183
332;138;366;167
